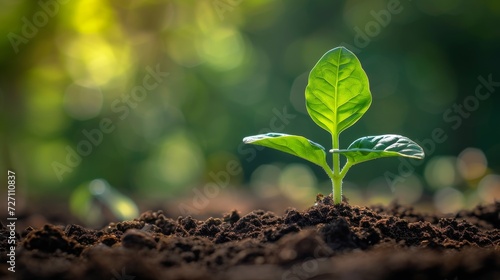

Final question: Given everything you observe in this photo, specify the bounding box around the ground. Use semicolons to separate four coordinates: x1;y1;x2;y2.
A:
1;196;499;280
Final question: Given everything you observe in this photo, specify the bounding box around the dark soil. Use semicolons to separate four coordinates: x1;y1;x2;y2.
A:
1;196;499;280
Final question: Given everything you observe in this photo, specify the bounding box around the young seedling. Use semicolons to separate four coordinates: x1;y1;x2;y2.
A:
243;46;425;204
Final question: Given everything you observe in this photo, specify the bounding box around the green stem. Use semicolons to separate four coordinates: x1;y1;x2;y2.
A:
339;161;353;178
332;134;341;204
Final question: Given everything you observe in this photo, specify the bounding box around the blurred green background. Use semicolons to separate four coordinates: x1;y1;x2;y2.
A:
1;0;500;223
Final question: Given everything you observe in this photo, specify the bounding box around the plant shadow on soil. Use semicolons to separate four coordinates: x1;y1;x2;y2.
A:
1;195;499;280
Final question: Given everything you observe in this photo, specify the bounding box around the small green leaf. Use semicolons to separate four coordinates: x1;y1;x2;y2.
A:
331;134;425;165
305;46;372;137
243;133;329;168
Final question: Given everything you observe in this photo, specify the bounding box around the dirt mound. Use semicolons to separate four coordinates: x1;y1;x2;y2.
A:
1;198;499;279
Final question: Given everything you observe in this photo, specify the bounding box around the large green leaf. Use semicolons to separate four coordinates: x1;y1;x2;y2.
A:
305;46;372;137
243;133;329;169
331;134;425;165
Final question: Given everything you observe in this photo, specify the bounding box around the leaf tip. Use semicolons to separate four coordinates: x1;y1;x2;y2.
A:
414;151;425;160
242;136;253;144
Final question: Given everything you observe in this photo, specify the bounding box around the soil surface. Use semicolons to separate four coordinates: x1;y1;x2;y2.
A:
1;196;499;280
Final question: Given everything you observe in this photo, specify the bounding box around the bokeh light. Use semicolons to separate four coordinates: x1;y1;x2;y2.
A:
457;148;488;181
392;175;424;205
477;175;500;203
156;131;205;190
434;187;464;213
279;164;317;203
251;164;282;199
424;156;458;189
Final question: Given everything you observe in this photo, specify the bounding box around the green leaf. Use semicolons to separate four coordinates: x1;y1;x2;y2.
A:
331;134;425;165
305;46;372;137
243;133;329;168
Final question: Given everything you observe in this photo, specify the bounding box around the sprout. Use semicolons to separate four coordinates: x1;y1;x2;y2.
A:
243;47;424;204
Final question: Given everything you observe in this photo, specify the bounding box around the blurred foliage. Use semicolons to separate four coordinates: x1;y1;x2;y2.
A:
70;179;138;226
1;0;500;213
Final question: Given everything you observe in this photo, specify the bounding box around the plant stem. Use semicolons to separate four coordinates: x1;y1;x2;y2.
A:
339;161;353;178
332;134;341;204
